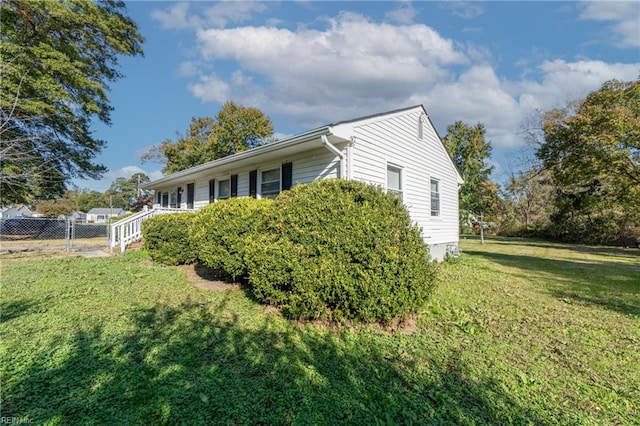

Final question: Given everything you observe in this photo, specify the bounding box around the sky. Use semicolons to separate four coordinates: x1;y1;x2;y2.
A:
76;0;640;192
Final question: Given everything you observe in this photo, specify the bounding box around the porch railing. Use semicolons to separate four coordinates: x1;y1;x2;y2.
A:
109;207;194;253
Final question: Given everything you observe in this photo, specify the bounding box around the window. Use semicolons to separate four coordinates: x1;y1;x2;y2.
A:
430;178;440;216
169;190;177;208
218;179;230;200
387;164;402;198
261;168;280;199
162;192;169;208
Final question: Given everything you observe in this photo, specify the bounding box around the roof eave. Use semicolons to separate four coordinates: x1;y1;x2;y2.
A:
142;126;332;189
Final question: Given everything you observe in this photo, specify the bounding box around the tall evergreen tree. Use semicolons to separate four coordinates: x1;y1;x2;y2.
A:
0;0;144;204
443;121;498;223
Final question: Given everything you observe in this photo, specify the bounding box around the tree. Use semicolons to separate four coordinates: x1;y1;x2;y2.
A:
105;172;152;211
443;121;499;227
537;79;640;243
0;0;144;204
109;173;150;206
499;168;555;235
143;102;274;174
35;198;75;217
101;189;126;211
76;190;108;213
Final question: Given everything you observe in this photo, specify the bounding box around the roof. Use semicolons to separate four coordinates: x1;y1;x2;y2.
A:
142;126;342;188
143;104;462;188
87;208;125;215
329;104;423;127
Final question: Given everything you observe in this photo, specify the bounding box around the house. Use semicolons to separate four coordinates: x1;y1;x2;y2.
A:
1;205;33;219
68;211;87;221
141;105;463;260
86;208;125;223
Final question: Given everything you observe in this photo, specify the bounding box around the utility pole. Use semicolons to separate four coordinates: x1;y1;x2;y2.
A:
480;211;484;244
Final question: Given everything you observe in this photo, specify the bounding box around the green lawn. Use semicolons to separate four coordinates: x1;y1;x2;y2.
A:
1;238;638;425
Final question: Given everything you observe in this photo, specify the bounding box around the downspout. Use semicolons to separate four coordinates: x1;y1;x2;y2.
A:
321;135;345;179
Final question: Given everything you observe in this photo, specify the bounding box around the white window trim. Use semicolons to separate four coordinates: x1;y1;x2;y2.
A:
386;162;403;199
259;166;281;199
430;177;440;217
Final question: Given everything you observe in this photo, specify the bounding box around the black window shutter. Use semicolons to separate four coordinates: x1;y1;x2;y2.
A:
156;191;161;204
209;179;215;203
187;183;195;209
282;162;293;191
231;174;238;197
249;170;257;198
176;187;182;207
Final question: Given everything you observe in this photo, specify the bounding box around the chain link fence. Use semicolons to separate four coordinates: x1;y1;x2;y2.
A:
0;217;109;252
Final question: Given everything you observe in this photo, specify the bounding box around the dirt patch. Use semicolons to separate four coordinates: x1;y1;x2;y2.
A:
128;241;143;250
178;263;241;292
292;313;421;335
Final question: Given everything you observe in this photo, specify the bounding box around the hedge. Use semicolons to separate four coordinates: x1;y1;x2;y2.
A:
245;179;438;323
190;197;274;279
142;212;197;265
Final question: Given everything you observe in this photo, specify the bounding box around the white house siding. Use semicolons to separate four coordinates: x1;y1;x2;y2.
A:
154;148;341;209
291;148;340;184
146;106;460;260
346;110;460;259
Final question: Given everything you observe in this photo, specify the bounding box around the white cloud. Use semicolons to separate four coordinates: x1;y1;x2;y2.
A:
187;74;230;103
385;2;418;25
151;1;267;30
425;66;523;148
203;1;267;28
190;12;467;125
515;60;640;110
103;166;160;181
151;3;202;29
177;61;199;78
579;1;640;48
424;60;639;149
175;8;638;154
442;1;485;19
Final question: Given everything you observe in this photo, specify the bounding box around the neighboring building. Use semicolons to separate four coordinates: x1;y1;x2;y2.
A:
142;105;463;260
1;205;33;219
68;211;87;221
86;208;125;223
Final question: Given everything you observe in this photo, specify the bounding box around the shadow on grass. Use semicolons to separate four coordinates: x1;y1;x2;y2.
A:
4;297;547;425
464;247;640;317
0;299;38;323
486;238;640;259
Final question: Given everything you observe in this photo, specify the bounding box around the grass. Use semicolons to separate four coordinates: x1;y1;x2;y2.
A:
1;237;638;425
1;237;107;250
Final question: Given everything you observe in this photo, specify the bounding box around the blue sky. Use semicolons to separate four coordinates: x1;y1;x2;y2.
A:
78;1;640;191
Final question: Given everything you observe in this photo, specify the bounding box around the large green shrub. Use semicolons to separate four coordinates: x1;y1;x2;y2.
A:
142;212;197;265
245;179;437;323
190;197;273;279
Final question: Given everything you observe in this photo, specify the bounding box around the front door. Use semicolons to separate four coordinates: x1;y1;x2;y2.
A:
187;183;195;209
